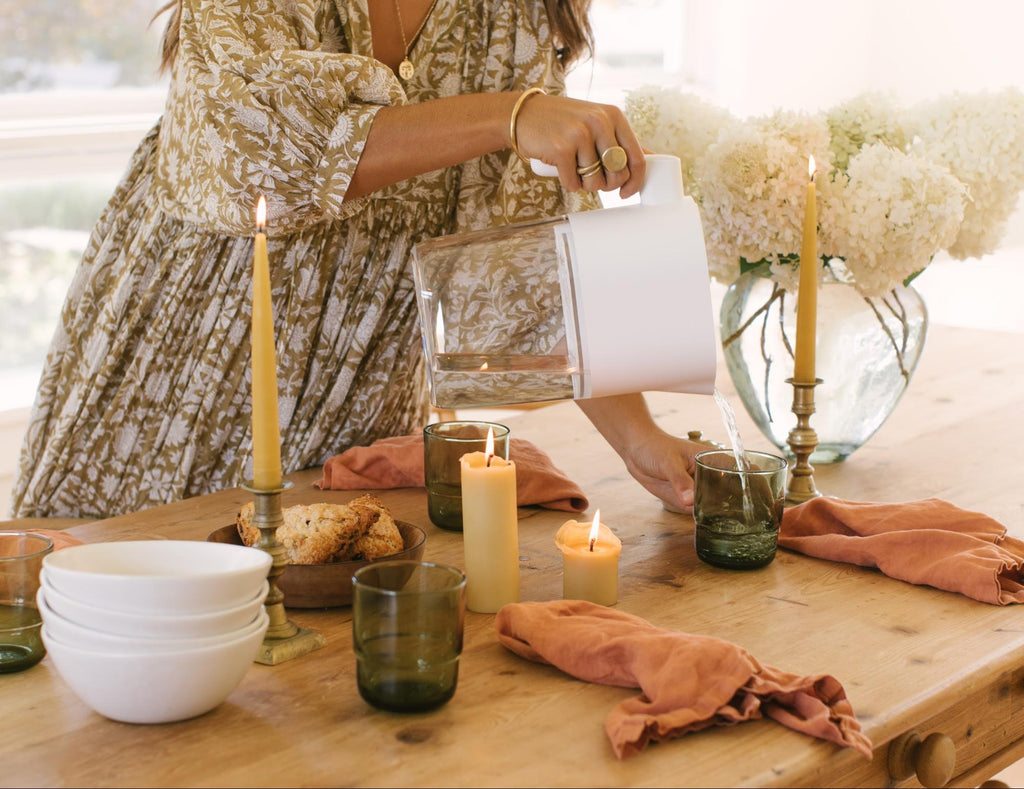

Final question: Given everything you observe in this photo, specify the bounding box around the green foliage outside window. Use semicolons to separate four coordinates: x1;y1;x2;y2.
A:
0;180;114;368
0;0;166;92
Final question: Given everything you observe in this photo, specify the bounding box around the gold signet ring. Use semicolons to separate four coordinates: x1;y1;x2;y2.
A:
575;160;603;178
600;145;628;173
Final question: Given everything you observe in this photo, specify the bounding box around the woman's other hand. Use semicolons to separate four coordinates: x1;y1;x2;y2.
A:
575;393;704;514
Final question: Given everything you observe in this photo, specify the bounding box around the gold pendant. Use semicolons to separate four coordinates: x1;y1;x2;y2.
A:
398;59;414;80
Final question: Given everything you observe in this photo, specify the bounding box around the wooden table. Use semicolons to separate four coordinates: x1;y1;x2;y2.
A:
2;323;1022;788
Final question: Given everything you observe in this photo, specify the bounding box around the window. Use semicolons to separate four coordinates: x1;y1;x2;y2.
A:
0;0;168;412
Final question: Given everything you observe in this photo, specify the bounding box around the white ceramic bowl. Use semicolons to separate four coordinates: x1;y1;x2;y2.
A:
39;574;268;639
42;540;271;615
41;611;269;724
37;586;268;652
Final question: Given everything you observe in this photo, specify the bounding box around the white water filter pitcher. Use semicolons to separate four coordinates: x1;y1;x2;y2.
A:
411;154;717;409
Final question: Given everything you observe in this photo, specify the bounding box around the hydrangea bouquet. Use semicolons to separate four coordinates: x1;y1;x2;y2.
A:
625;86;1024;460
624;86;1024;298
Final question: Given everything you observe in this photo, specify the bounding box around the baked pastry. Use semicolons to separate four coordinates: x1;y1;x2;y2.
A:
347;494;404;560
236;499;377;564
235;496;404;564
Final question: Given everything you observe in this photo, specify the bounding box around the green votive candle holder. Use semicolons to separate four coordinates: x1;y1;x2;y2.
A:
423;421;509;531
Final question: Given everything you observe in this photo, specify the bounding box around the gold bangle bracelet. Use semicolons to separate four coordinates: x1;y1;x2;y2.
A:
509;87;546;164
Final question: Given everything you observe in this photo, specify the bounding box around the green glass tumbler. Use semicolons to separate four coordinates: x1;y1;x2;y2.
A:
423;421;509;531
693;450;787;570
0;531;54;673
352;561;466;712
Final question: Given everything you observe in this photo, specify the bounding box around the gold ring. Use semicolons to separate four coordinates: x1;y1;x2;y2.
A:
601;145;628;173
575;160;603;178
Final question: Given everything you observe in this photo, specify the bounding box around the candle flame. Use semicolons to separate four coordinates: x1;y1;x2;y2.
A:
255;195;267;230
484;426;495;459
808;155;817;182
588;509;601;551
480;362;489;371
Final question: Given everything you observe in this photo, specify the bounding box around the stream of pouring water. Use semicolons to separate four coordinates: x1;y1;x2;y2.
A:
712;387;755;522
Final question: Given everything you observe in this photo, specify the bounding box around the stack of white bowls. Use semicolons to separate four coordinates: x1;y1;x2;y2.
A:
37;540;272;724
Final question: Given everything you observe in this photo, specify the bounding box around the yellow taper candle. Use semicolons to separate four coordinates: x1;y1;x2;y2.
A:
555;510;622;606
793;156;818;384
460;427;520;613
251;196;283;490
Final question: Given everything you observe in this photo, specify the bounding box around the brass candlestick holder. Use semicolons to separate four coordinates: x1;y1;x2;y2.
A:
784;378;824;506
242;481;326;665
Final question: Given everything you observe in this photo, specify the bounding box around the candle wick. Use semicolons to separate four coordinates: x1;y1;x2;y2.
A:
589;538;595;552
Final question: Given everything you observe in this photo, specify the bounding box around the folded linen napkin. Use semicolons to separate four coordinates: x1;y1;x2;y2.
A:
780;497;1024;605
495;600;872;760
317;434;589;512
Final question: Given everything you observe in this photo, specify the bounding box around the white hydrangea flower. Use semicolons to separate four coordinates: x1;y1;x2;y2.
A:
624;85;734;198
624;85;1024;296
826;92;910;170
908;87;1024;259
694;109;831;279
821;143;966;297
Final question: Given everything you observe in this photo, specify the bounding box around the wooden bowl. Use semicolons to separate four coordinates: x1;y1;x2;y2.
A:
206;521;426;608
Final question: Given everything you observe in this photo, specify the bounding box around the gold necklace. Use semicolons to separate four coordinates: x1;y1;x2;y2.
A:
392;0;438;80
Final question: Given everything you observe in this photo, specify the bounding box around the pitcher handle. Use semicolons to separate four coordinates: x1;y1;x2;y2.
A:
529;155;683;205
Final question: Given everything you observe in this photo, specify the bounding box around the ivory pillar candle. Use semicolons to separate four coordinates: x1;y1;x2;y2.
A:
251;196;283;490
555;510;622;606
793;156;819;384
460;429;520;613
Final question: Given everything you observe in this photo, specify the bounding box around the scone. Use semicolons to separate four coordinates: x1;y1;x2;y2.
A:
236;499;379;564
347;493;405;560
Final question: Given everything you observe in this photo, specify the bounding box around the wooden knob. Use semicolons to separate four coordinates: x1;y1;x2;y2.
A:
887;731;956;788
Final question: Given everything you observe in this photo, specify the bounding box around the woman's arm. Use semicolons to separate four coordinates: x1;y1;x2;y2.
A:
575;393;704;513
347;91;647;201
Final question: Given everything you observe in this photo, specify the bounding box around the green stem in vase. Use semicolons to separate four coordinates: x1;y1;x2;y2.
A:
863;291;913;385
720;283;784;348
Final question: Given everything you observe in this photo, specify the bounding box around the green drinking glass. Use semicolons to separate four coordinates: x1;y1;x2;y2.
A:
352;561;466;712
693;450;788;570
0;531;54;673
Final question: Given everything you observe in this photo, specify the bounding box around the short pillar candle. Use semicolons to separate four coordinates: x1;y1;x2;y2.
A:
555;510;622;606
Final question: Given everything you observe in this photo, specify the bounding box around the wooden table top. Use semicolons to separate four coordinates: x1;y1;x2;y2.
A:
3;322;1023;788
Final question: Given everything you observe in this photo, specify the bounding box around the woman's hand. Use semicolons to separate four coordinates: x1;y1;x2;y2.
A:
614;429;702;513
514;93;646;200
575;393;704;514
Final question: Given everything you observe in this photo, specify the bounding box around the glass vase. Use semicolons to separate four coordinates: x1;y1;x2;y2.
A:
719;266;928;464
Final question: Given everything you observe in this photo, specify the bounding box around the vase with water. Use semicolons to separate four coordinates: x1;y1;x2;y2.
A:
719;262;928;464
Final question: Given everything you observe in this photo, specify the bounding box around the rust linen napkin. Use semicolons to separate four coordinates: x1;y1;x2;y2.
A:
317;434;588;512
780;497;1024;604
495;600;872;759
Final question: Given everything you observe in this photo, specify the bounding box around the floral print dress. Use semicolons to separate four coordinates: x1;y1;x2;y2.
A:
12;0;588;518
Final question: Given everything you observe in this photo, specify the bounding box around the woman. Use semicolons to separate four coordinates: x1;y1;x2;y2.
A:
12;0;703;519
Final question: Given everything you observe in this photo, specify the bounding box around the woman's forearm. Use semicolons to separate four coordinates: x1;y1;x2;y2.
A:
346;93;521;200
576;393;657;454
346;90;646;201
